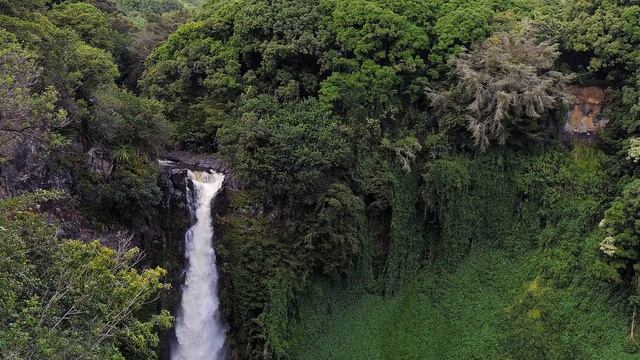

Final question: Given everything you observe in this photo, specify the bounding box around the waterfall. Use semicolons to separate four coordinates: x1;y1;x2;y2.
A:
172;170;226;360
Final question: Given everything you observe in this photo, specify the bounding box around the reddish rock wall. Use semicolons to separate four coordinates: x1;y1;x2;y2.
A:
564;86;608;138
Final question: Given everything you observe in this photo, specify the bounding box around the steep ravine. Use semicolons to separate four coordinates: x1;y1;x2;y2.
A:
150;155;233;359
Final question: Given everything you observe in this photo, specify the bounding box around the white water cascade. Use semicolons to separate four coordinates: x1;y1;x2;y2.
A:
172;170;226;360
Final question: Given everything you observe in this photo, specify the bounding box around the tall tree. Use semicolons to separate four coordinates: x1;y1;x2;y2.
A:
430;29;572;151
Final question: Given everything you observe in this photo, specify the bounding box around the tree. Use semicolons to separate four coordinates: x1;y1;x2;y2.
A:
142;0;539;150
0;31;67;147
430;29;572;151
615;71;640;135
120;10;191;90
76;155;164;225
218;96;351;209
116;0;183;16
88;85;171;156
0;191;172;359
559;0;640;81
0;13;120;112
48;2;129;56
141;0;330;149
301;182;366;277
0;0;46;16
599;179;640;339
0;29;69;184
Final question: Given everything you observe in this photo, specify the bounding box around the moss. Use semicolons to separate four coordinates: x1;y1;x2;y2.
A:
383;168;425;294
216;191;295;358
260;269;296;358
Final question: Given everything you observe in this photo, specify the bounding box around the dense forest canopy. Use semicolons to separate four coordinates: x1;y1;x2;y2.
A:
2;0;640;359
0;0;196;358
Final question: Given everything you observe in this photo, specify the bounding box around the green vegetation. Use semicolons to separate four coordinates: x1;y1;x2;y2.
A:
0;1;197;358
290;252;634;360
139;0;640;357
429;30;572;151
3;0;640;358
291;145;626;359
0;0;177;222
139;0;640;358
0;191;171;359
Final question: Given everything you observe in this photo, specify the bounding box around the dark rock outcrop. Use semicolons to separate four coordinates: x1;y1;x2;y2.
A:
162;151;238;191
87;147;114;179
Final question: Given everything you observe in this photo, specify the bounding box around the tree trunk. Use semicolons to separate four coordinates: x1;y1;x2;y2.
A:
631;307;637;339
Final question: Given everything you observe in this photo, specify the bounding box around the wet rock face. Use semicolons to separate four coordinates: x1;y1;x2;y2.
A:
87;147;113;179
0;140;44;196
139;148;237;211
42;199;100;242
158;168;188;208
161;150;237;191
564;86;608;139
0;138;81;197
163;150;231;173
156;153;232;242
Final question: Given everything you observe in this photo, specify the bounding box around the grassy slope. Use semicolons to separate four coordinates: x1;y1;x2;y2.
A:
289;250;634;360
